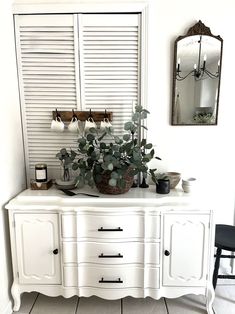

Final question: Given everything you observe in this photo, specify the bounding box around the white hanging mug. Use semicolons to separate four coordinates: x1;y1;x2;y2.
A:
84;117;97;133
100;117;112;132
51;116;64;132
68;116;80;133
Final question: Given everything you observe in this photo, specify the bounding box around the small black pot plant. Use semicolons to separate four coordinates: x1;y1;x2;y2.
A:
150;171;170;194
62;105;161;195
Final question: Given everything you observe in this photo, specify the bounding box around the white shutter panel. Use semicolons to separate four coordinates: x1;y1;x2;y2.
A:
79;14;140;137
15;14;80;182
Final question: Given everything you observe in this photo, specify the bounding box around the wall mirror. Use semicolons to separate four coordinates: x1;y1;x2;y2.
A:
171;20;223;125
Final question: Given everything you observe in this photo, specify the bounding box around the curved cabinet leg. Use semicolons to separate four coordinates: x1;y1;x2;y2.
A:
206;282;215;314
11;282;21;311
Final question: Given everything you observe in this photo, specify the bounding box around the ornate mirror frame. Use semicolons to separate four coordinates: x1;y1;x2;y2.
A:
171;20;223;125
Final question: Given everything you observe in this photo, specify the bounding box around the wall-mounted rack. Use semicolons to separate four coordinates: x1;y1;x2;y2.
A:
52;110;113;122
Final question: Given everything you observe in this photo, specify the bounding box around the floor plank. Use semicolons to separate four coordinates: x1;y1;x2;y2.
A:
213;285;235;314
77;296;120;314
13;292;38;314
30;294;78;314
166;295;206;314
123;296;167;314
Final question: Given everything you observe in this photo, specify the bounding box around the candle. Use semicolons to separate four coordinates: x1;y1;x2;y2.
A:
177;58;181;71
35;164;47;182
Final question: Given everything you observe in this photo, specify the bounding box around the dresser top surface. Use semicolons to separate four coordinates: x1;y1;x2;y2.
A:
5;185;212;211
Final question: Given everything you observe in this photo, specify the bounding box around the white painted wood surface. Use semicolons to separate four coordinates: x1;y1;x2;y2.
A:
7;189;215;312
15;213;61;285
14;11;144;183
163;213;210;287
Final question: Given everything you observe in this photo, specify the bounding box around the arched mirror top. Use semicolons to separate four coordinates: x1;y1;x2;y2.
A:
172;20;223;125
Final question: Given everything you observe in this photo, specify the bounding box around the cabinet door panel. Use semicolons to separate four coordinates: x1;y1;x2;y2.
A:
15;213;61;284
163;214;210;286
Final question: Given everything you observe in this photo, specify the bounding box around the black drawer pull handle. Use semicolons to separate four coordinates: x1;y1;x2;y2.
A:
99;277;123;283
53;249;58;255
98;227;123;232
164;250;170;256
99;253;123;258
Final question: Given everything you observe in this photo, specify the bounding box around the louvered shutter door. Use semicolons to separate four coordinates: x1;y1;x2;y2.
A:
78;14;140;138
14;14;79;182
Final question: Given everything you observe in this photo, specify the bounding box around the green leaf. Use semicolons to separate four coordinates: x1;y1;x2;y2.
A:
109;178;117;187
87;134;95;142
78;138;86;145
100;142;106;149
142;109;150;114
72;163;79;170
123;133;131;141
111;171;119;179
95;173;102;183
141;139;146;146
132;112;140;121
89;127;97;134
140;111;147;119
145;143;152;149
124;121;133;131
118;179;126;189
107;163;113;171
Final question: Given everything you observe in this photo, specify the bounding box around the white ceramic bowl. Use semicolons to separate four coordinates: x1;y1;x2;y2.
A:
182;177;197;186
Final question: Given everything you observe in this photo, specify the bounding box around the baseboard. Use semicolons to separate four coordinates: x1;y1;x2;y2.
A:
1;300;13;314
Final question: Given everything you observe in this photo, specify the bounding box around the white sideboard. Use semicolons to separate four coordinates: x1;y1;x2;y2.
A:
6;187;215;313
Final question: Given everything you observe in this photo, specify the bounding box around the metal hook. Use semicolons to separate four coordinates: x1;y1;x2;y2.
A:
104;109;108;119
55;108;61;118
72;109;77;119
88;109;93;119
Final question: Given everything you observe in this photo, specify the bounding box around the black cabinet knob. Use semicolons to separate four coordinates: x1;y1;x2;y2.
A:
164;250;170;256
53;249;58;255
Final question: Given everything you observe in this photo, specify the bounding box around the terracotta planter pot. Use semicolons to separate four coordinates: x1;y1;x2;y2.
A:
95;169;134;195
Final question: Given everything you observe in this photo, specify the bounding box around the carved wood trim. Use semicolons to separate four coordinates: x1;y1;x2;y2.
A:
176;20;222;42
187;20;212;36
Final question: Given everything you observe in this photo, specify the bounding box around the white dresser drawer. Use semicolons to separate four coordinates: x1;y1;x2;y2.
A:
61;214;144;239
61;213;161;240
62;241;160;265
63;266;160;289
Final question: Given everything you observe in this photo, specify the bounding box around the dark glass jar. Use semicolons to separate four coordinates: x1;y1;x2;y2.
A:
156;179;170;194
35;164;47;182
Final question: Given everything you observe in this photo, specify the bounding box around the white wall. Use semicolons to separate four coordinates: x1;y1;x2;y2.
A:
146;0;235;224
0;1;25;313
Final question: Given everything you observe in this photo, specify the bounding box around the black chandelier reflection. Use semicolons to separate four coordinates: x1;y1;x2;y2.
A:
176;35;220;81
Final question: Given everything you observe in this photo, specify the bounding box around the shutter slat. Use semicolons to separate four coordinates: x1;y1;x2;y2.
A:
16;15;78;178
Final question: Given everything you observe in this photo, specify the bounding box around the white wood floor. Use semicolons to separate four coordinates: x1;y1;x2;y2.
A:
13;285;235;314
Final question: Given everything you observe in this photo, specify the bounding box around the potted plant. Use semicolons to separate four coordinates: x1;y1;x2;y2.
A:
68;105;160;194
150;171;170;194
55;148;76;188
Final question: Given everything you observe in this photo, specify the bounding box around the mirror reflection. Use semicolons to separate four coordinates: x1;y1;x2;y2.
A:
172;21;223;125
